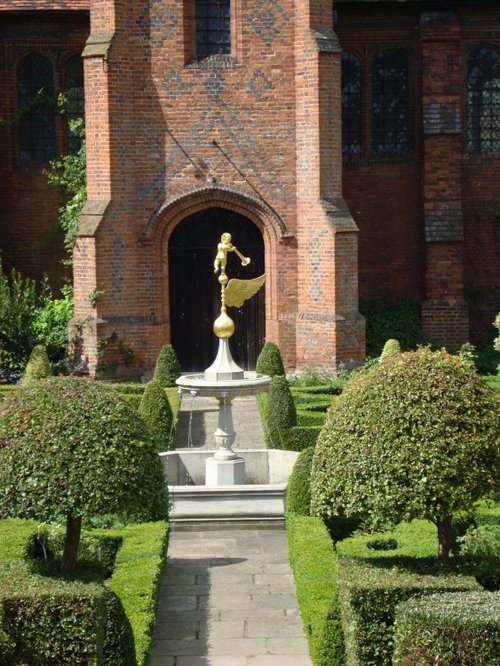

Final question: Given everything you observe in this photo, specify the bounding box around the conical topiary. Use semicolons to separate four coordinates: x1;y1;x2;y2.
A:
379;338;401;362
256;342;285;377
265;375;297;447
139;379;174;451
153;344;181;388
286;447;314;516
23;345;52;383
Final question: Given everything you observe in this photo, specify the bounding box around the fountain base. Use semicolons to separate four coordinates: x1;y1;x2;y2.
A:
206;456;245;486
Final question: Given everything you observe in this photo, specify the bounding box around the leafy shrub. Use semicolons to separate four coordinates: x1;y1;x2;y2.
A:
337;557;480;666
256;341;285;377
139;379;174;451
0;560;136;665
287;447;314;515
111;384;146;395
0;265;42;382
366;538;398;551
291;383;339;395
296;410;327;427
0;386;16;405
280;425;322;452
359;299;425;356
0;377;168;571
458;524;500;589
264;375;297;446
34;283;74;371
379;338;401;361
292;396;332;412
311;347;500;561
121;393;142;409
287;514;344;666
22;345;51;383
153;344;181;388
393;591;500;666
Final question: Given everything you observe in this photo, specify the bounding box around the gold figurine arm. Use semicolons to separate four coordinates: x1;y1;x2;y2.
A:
224;274;267;308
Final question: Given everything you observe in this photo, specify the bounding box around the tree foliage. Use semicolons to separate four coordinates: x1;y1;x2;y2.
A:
311;348;500;561
0;377;168;570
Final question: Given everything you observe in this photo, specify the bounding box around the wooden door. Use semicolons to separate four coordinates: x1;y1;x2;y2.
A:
169;208;265;372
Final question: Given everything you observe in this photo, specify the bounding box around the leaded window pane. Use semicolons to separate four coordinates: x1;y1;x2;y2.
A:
467;47;500;154
196;0;230;58
372;50;410;157
65;55;85;155
18;54;56;163
342;52;362;157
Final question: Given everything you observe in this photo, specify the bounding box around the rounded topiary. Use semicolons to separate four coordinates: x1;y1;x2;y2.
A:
153;344;181;388
311;347;500;562
287;447;314;515
379;338;401;362
265;375;297;447
23;344;51;382
256;342;285;377
0;377;168;571
139;379;174;451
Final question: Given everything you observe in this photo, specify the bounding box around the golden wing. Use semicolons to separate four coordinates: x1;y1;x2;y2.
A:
224;274;267;308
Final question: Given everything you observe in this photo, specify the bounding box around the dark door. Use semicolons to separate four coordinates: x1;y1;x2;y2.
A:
169;207;265;372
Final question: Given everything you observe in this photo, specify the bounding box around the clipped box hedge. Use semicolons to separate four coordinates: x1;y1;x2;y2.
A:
292;395;333;412
297;410;327;427
0;386;17;405
0;560;136;665
278;425;322;451
393;591;500;666
337;557;480;666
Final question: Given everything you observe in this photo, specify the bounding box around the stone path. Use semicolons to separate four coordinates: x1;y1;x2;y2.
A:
174;395;266;451
148;528;312;666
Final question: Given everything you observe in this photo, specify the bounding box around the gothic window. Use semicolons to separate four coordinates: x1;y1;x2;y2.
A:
18;54;56;163
372;50;410;157
65;55;85;155
196;0;231;59
467;47;500;154
342;52;362;157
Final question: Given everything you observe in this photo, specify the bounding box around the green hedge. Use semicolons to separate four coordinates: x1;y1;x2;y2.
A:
292;395;333;412
0;519;168;666
0;386;17;405
111;384;146;395
274;425;322;452
287;447;314;516
393;591;500;666
0;560;136;665
337;557;480;666
287;514;344;665
291;384;340;396
296;410;327;427
121;393;142;409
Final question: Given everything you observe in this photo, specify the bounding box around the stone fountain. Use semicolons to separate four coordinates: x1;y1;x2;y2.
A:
163;233;299;526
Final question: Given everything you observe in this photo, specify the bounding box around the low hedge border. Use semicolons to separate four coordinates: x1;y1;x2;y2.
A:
0;560;136;665
296;410;327;427
292;396;333;412
0;519;168;666
290;384;340;396
393;591;500;666
337;556;481;666
286;513;344;666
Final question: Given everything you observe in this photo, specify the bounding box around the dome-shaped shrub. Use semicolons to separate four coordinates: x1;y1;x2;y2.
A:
139;379;174;451
153;344;181;388
256;342;285;377
23;344;51;382
287;447;314;515
311;348;500;561
265;375;297;447
0;377;168;571
379;338;401;362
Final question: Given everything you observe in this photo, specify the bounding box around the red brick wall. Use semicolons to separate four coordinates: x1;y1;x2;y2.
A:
0;10;89;289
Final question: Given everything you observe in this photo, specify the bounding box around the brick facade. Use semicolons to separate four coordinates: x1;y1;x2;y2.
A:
1;0;499;376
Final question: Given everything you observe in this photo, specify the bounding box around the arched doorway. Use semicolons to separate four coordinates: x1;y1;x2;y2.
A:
169;207;265;372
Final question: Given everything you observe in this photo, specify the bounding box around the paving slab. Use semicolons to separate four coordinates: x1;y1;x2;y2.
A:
148;529;312;665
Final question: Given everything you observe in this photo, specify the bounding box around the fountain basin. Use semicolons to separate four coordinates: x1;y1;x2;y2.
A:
160;449;299;526
176;371;271;397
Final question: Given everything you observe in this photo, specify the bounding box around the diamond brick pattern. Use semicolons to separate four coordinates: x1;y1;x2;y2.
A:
247;70;272;100
138;0;178;49
250;0;289;47
161;70;187;99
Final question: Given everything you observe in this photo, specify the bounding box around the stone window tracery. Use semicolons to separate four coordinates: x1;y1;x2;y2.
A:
467;47;500;154
17;54;56;164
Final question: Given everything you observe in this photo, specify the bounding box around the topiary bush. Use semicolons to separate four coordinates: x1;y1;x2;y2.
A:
0;560;136;665
393;591;500;666
153;344;181;388
256;341;285;377
379;338;401;361
22;345;51;383
287;447;314;515
311;347;500;562
264;375;297;447
0;377;168;572
139;379;174;451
